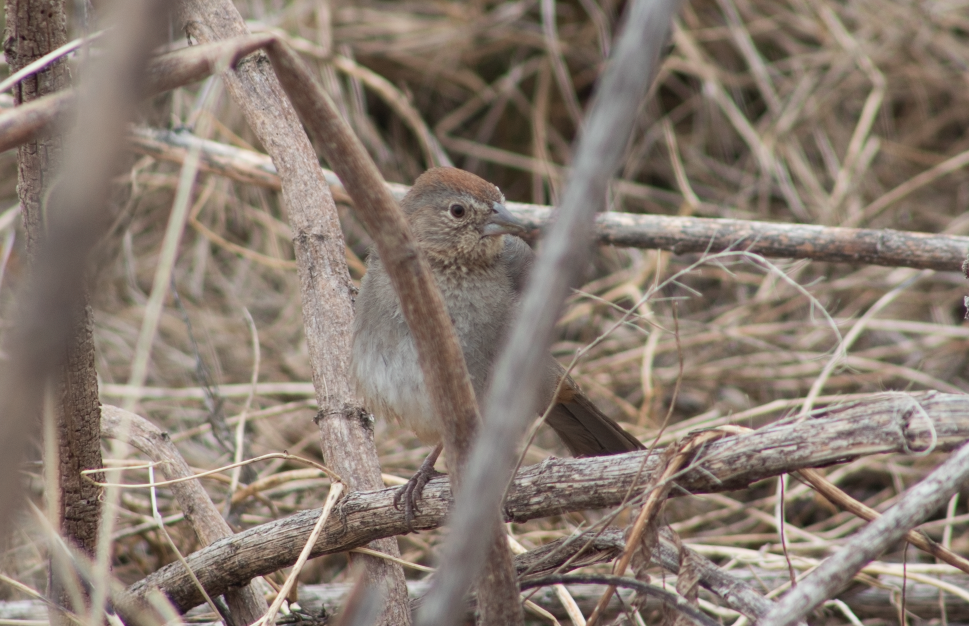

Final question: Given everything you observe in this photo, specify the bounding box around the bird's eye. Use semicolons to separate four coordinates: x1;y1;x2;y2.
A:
449;203;466;218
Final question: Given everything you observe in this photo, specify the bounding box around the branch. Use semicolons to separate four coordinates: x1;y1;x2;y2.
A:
261;40;520;622
122;391;969;613
796;467;969;573
520;575;719;626
262;39;481;481
168;2;414;623
0;35;275;154
10;557;966;622
757;437;969;626
0;0;168;541
101;406;268;624
511;206;969;272
416;1;680;623
128;127;969;272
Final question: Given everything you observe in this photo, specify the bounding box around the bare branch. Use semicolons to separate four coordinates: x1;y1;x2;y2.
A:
168;2;413;622
521;574;719;626
262;40;522;622
757;438;969;626
121;391;969;613
0;34;275;154
0;0;168;540
511;206;969;272
131;126;969;270
101;406;267;624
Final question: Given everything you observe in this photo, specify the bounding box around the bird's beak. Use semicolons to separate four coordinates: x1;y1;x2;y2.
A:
482;202;526;237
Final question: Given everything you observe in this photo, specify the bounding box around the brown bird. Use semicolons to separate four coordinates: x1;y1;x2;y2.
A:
350;167;643;523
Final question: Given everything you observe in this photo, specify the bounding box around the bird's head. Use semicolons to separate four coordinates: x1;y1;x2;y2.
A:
400;167;525;269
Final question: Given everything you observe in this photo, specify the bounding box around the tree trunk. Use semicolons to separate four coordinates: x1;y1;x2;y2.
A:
3;2;104;625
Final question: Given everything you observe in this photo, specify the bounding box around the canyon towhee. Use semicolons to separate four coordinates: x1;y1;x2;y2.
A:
350;167;643;522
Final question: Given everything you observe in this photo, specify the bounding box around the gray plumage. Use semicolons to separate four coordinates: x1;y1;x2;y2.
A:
350;167;642;457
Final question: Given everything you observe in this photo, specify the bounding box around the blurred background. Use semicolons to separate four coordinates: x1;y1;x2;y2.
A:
1;0;968;623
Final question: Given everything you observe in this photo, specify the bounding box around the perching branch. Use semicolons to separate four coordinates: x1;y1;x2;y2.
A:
122;391;969;614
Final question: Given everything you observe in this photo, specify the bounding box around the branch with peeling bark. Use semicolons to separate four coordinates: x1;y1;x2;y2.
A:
121;391;969;614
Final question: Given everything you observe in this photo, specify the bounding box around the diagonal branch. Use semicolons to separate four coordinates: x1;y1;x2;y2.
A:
415;1;681;623
168;2;415;622
101;406;268;625
758;438;969;626
261;40;521;622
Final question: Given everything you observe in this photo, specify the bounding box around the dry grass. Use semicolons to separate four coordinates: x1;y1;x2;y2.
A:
1;0;968;623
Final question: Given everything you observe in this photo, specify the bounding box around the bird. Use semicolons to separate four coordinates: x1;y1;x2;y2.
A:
349;167;643;525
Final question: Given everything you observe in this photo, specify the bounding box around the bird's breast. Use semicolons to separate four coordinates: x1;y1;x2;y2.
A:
350;260;517;441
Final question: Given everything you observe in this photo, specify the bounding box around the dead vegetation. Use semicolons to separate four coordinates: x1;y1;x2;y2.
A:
1;0;968;624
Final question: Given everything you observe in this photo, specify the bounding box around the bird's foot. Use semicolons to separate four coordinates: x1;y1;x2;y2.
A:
393;444;444;532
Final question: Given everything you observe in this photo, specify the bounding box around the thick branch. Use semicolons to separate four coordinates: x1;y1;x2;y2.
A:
128;127;969;272
0;0;168;542
5;4;102;626
169;3;412;624
123;391;969;613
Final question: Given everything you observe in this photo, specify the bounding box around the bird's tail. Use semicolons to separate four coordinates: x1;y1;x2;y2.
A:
544;391;644;456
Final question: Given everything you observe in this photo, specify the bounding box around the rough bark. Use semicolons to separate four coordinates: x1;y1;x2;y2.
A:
3;3;103;626
169;4;411;625
123;391;969;614
3;0;69;253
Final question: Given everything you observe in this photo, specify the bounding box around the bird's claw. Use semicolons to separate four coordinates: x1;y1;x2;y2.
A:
393;462;444;532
